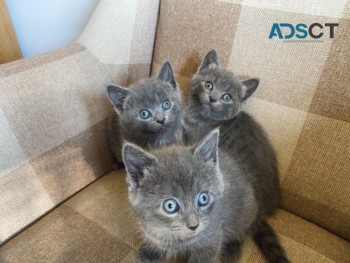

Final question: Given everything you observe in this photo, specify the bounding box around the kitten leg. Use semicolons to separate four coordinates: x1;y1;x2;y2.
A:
220;239;243;263
138;242;165;263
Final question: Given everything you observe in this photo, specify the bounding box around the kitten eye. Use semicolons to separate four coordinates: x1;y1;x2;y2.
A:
139;109;151;119
198;192;210;207
162;100;172;110
222;93;232;102
204;81;213;90
163;199;179;214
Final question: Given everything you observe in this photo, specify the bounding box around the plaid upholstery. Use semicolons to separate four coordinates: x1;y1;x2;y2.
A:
1;171;349;263
0;0;159;244
77;0;160;86
152;0;350;241
1;0;350;261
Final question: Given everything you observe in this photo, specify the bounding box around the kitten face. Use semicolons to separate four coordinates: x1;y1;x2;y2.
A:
107;61;182;135
121;80;181;133
123;130;224;246
190;67;244;120
189;49;259;121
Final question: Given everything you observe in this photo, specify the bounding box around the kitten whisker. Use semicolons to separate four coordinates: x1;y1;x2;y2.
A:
199;93;210;104
165;115;176;124
211;102;223;111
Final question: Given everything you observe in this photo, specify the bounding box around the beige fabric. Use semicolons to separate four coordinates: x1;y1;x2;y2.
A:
1;171;349;263
77;0;160;84
152;0;350;240
0;44;114;244
0;0;160;244
153;0;242;98
1;0;349;260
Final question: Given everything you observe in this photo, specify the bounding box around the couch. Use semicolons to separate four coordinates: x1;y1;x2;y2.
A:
1;0;349;262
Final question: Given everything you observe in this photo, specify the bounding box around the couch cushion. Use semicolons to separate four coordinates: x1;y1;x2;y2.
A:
1;171;349;263
151;0;350;240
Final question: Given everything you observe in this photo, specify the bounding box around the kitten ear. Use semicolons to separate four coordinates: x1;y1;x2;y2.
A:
122;142;157;189
107;84;131;114
157;60;177;90
194;128;219;166
198;49;219;73
241;78;259;101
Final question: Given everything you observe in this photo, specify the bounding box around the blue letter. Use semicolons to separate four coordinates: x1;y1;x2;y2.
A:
295;23;307;39
269;23;283;39
280;23;295;39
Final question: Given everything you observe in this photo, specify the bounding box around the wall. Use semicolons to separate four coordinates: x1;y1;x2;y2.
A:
6;0;99;58
0;0;22;63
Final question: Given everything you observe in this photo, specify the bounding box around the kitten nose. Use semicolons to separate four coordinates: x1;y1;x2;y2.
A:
155;113;165;124
156;117;165;124
209;96;216;103
186;213;199;231
187;224;199;231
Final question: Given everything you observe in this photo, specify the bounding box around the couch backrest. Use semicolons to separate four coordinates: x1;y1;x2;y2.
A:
152;0;350;240
76;0;159;87
0;0;160;244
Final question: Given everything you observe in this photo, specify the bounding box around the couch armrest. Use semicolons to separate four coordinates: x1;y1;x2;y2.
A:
0;0;160;245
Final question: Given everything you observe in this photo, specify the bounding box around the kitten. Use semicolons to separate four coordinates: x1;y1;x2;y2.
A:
123;129;289;263
184;49;281;217
107;61;183;163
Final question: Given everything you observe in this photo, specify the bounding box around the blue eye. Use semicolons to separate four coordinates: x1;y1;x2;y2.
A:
139;109;151;119
222;93;232;102
162;100;172;110
198;192;210;206
205;81;213;90
163;199;179;214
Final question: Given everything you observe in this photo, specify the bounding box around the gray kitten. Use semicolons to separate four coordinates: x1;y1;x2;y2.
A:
184;49;259;143
123;129;289;263
181;50;286;261
184;49;281;216
107;61;183;162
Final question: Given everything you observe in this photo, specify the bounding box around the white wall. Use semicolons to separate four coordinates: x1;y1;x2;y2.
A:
6;0;99;58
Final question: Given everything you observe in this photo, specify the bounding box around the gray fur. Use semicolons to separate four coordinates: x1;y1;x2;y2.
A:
123;129;258;262
184;50;259;139
184;49;280;216
107;61;184;162
179;50;289;262
123;130;289;262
